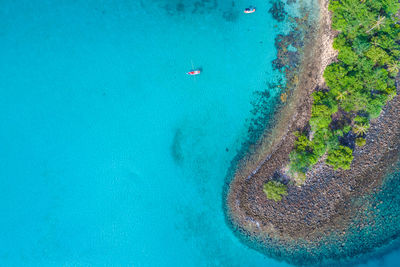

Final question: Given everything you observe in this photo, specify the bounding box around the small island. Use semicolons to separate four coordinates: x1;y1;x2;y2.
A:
226;0;400;265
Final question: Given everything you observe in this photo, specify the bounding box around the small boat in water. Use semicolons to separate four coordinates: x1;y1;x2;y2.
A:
187;70;201;75
244;7;256;14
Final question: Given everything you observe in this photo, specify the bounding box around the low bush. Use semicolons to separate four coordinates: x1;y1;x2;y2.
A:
263;181;288;201
356;137;366;147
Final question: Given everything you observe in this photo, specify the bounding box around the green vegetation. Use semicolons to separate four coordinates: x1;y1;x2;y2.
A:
356;137;366;147
289;0;400;179
263;181;288;201
326;145;353;170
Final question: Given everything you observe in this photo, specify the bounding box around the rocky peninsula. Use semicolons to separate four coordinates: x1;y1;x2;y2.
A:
226;0;400;265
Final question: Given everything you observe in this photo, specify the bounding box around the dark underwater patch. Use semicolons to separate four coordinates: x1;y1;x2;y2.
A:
148;0;239;23
176;2;185;12
171;129;184;165
192;0;218;14
222;9;238;22
155;0;218;16
272;31;304;71
268;0;288;22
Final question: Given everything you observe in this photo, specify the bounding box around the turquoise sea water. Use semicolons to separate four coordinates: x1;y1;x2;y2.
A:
0;0;399;266
0;0;285;265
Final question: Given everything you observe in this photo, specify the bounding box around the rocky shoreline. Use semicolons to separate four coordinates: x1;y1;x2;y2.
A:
225;0;400;265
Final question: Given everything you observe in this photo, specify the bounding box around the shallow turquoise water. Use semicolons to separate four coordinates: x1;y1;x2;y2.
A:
0;0;399;266
0;0;286;266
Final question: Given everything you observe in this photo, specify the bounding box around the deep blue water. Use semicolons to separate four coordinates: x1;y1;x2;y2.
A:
0;0;399;266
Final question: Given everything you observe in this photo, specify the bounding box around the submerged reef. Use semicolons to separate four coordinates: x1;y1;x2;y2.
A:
269;0;288;22
146;0;238;22
225;0;400;265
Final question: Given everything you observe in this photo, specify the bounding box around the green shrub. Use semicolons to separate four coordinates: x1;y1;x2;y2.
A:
263;181;288;201
326;146;354;170
354;115;368;124
310;104;333;130
343;125;352;133
365;46;391;65
293;132;311;152
366;98;384;118
353;37;371;55
352;122;370;136
289;150;316;173
333;33;347;51
338;47;359;66
356;137;367;147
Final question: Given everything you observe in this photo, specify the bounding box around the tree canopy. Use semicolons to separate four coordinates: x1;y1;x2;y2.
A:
288;0;399;181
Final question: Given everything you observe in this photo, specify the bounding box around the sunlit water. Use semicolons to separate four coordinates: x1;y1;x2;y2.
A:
0;0;399;266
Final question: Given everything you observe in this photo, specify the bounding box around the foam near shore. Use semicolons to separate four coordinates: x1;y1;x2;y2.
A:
225;0;400;265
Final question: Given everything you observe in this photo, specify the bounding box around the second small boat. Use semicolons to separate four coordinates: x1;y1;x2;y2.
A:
187;70;201;75
244;7;256;14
